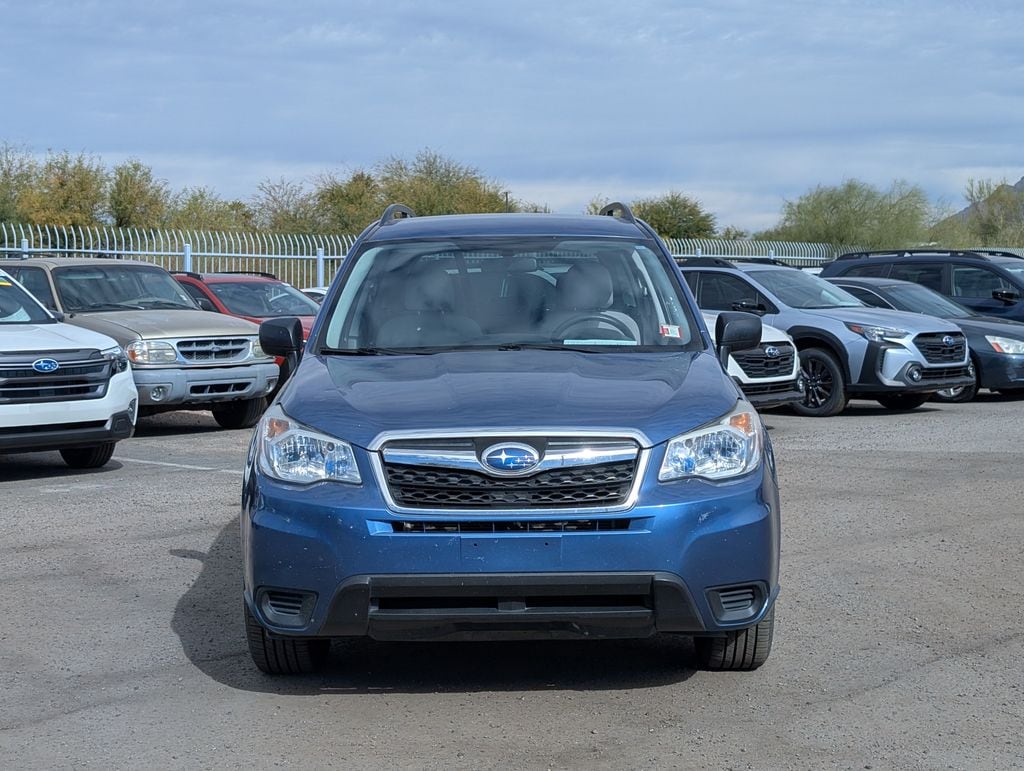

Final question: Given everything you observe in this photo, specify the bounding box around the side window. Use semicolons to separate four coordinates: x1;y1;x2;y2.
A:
950;265;1012;298
10;267;57;310
179;281;210;305
695;272;762;312
841;286;890;308
843;262;890;278
683;272;699;294
889;263;944;292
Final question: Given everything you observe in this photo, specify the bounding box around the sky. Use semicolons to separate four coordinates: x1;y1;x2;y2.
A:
4;0;1024;232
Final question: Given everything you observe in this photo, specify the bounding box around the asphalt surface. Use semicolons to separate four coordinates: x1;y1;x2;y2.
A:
1;396;1022;770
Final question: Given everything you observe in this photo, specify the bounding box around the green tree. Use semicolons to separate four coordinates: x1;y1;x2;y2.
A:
758;179;930;248
314;170;383;233
631;191;717;239
165;187;254;231
251;178;321;233
376;149;509;216
108;159;169;228
0;143;36;223
960;178;1024;246
17;150;108;226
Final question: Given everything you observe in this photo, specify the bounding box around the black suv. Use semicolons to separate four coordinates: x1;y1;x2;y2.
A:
820;249;1024;323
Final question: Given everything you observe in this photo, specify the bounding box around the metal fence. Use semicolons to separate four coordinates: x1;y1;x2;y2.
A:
0;223;356;288
664;238;855;267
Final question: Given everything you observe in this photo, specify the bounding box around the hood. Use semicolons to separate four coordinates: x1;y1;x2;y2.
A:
278;349;739;449
66;309;260;344
2;322;121;353
955;315;1024;340
799;306;961;334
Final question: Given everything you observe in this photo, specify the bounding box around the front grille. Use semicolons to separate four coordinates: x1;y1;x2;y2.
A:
739;380;799;396
189;382;251;396
380;436;641;511
0;353;112;405
919;365;972;381
914;333;966;364
391;519;633;533
732;342;796;377
176;338;250;362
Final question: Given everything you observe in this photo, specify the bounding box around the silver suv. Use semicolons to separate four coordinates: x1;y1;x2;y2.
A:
680;259;974;416
6;258;278;429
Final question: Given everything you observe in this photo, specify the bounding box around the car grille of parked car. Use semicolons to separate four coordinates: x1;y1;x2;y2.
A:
0;351;112;404
732;342;796;378
914;333;967;364
176;338;250;362
389;518;634;533
739;380;798;396
918;365;972;381
380;437;641;511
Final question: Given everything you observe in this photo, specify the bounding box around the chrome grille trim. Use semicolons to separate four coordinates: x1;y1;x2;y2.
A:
381;441;639;476
175;337;251;363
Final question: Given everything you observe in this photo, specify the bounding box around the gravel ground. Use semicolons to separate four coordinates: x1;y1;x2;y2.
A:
1;395;1022;770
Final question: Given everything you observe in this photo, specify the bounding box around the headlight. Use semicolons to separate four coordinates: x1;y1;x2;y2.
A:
845;323;909;342
251;338;267;359
659;402;763;482
101;345;130;373
986;335;1024;354
257;405;361;485
125;340;177;365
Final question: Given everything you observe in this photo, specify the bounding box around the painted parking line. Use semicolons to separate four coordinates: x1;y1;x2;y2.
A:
117;456;244;475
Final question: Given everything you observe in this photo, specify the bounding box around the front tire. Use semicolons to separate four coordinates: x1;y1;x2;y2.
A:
212;397;265;430
876;393;929;411
791;348;847;417
695;606;774;671
59;442;116;469
244;602;329;675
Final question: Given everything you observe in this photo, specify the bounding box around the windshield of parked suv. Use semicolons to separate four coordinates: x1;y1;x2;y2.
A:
752;268;864;309
320;237;698;352
0;272;55;324
54;265;199;312
209;281;319;317
995;260;1024;280
883;283;974;318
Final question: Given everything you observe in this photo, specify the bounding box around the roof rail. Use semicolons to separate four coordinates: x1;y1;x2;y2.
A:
170;270;204;280
597;202;636;223
218;270;280;278
378;204;416;227
674;256;734;268
836;248;1019;261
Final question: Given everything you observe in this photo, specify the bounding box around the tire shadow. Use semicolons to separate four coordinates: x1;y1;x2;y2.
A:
171;521;700;695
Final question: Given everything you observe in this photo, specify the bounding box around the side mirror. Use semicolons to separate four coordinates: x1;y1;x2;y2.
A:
715;311;762;368
992;289;1020;304
731;299;767;315
196;297;218;312
260;317;304;388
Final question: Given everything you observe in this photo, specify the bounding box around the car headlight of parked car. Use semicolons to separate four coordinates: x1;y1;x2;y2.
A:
251;338;268;359
986;335;1024;354
257;405;361;485
125;340;178;365
659;403;763;482
845;323;909;343
101;345;130;373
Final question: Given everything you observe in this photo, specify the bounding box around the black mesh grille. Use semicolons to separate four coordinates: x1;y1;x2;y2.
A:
914;333;966;363
731;343;795;377
384;460;637;510
739;380;799;396
919;365;972;381
392;519;633;533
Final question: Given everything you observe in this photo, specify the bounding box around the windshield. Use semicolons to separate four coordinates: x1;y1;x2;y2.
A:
0;272;55;324
752;268;864;309
883;283;974;318
209;281;319;317
996;261;1024;279
320;237;698;352
54;265;199;312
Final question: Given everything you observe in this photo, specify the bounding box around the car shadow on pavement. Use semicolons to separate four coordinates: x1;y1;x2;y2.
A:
0;457;126;483
172;521;699;695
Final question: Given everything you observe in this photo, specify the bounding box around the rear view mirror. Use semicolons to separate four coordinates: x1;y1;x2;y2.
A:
715;311;762;368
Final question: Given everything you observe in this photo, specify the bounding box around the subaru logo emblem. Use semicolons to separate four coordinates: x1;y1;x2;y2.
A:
764;346;781;359
32;358;60;373
481;442;541;476
942;335;956;347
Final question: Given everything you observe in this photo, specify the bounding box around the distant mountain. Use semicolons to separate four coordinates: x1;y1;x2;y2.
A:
949;175;1024;222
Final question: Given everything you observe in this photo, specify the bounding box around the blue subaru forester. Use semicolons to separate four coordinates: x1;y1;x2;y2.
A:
243;203;780;673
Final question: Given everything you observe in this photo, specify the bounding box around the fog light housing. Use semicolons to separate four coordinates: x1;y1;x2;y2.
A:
150;385;168;402
907;366;922;382
265;378;278;394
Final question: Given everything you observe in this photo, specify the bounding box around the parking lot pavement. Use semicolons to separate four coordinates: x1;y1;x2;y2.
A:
1;398;1023;769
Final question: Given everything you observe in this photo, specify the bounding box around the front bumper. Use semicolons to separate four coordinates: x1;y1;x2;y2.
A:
976;350;1024;390
242;456;781;641
854;341;974;393
134;361;279;406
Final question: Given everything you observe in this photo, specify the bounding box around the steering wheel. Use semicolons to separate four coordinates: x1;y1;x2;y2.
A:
550;313;635;341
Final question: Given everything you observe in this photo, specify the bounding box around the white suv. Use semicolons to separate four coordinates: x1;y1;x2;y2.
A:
0;268;137;468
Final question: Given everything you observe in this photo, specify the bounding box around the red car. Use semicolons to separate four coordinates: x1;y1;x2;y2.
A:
173;272;319;341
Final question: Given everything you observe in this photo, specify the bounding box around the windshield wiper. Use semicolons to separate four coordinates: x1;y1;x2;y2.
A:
318;347;434;356
136;300;197;309
74;302;145;311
